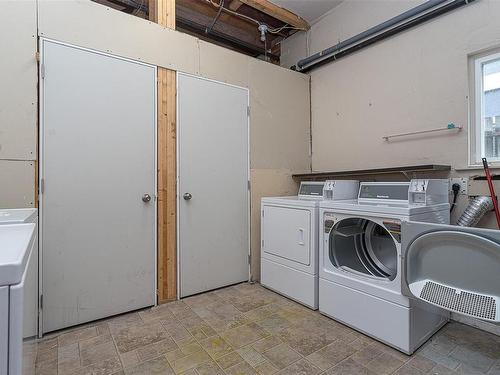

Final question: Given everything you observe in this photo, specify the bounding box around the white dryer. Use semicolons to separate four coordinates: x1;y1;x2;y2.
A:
319;180;450;354
0;223;36;375
261;180;359;309
0;209;38;339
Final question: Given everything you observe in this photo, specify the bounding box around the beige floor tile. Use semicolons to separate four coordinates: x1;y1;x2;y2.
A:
58;326;99;347
348;336;376;351
277;326;333;356
222;322;269;348
225;361;260;375
256;314;292;334
392;363;427;375
418;345;461;370
32;284;500;375
68;355;123;375
213;286;242;301
119;351;141;369
230;294;274;313
178;341;204;356
449;344;495;373
165;300;192;317
37;337;58;353
113;321;169;354
325;358;377;375
365;352;405;375
106;312;143;334
35;345;57;364
139;304;176;323
184;293;222;309
215;351;245;369
35;358;58;375
350;344;385;366
245;304;283;322
80;339;118;367
198;335;234;359
169;349;212;373
124;356;175;375
96;322;111;336
163;320;193;342
407;354;437;372
166;349;187;363
237;346;267;367
252;336;282;354
57;342;81;373
262;343;301;370
136;337;178;362
254;361;279;375
277;359;321;375
306;340;357;370
194;360;225;375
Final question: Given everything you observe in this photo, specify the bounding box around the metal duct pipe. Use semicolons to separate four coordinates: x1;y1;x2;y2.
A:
456;196;494;227
295;0;476;72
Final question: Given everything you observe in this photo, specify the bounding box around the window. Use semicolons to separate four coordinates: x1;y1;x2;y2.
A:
471;52;500;164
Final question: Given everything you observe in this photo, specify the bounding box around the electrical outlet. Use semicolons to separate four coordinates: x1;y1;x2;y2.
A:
449;177;468;195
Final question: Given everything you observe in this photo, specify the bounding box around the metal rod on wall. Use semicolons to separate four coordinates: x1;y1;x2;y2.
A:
382;123;462;141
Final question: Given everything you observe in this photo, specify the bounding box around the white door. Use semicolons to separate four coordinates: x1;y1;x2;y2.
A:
177;73;249;298
40;40;156;333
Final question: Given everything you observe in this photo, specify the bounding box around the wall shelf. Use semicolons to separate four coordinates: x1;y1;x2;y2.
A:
292;164;451;181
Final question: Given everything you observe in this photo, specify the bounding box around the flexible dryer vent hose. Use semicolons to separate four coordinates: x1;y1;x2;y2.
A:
456;196;494;227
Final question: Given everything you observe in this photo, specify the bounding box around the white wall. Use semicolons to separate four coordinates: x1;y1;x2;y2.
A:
282;0;500;171
0;1;38;207
281;0;500;334
0;0;311;280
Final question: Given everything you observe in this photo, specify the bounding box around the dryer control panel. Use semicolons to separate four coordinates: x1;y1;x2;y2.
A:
408;179;449;206
358;179;449;206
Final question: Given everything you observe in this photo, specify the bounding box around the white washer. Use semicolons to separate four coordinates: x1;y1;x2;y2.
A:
0;209;38;339
319;180;450;354
261;180;359;309
0;223;36;375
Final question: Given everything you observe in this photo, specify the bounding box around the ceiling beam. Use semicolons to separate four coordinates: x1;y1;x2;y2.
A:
228;0;243;11
237;0;310;30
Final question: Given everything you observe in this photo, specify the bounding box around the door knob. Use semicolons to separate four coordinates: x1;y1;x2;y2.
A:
183;193;192;200
142;193;152;203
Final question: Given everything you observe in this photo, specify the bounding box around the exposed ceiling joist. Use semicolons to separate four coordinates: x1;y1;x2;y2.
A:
228;0;243;11
238;0;310;30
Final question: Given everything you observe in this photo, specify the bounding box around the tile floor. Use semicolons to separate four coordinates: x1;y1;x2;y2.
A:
29;283;500;375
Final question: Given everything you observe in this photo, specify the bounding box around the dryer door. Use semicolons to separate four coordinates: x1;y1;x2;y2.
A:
327;217;399;281
402;221;500;322
262;205;312;266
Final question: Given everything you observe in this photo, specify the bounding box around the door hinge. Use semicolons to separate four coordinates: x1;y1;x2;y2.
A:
41;64;45;79
262;210;264;218
248;180;251;190
40;178;45;194
247;106;250;117
40;294;43;310
261;239;264;247
248;254;251;265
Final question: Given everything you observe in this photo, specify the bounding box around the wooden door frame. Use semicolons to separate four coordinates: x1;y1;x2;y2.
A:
150;0;177;303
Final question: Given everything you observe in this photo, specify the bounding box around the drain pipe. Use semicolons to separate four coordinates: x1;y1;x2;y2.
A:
295;0;477;72
456;196;494;227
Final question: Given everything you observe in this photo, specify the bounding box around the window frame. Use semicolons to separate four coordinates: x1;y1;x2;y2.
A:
470;50;500;165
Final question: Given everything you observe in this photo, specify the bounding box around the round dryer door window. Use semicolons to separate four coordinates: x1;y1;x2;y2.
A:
329;218;398;280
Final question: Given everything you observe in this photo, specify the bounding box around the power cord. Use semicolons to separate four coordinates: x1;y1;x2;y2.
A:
450;183;460;212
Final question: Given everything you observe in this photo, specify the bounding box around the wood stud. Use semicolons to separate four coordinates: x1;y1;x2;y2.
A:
150;0;177;303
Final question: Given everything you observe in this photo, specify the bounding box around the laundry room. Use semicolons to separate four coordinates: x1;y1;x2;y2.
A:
1;0;499;374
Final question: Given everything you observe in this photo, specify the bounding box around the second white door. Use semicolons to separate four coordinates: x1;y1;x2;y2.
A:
178;73;249;298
